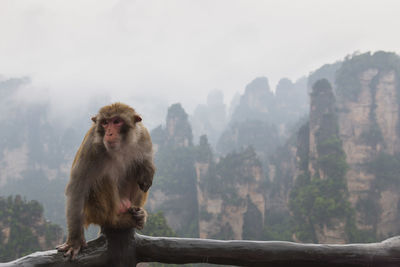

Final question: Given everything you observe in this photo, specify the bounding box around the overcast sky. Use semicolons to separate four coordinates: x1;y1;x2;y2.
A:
1;0;400;121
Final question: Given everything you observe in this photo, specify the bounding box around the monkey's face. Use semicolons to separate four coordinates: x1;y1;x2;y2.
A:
101;116;125;151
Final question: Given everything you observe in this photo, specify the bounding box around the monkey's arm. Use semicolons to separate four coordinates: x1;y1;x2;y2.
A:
133;127;155;192
67;168;89;239
57;165;90;259
57;130;98;259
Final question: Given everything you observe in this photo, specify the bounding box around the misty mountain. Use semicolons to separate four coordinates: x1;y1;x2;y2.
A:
215;75;308;166
190;90;227;147
149;51;400;243
0;78;78;228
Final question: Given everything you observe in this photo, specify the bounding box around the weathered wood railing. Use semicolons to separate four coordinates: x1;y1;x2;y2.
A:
0;228;399;266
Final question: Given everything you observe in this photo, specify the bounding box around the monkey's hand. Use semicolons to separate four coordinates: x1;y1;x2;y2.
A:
137;161;154;192
56;238;87;260
128;207;147;230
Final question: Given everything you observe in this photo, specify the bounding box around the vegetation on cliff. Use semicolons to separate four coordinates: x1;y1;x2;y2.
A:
141;211;176;237
199;146;267;240
289;79;375;243
203;146;262;204
0;195;63;262
150;103;199;238
334;51;400;240
289;123;353;242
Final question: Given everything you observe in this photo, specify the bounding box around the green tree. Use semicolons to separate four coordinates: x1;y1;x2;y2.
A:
0;195;63;262
140;211;175;237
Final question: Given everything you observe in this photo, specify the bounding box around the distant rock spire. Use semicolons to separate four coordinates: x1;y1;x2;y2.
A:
165;103;193;147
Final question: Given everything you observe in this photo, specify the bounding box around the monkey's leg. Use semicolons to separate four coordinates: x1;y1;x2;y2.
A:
112;212;136;229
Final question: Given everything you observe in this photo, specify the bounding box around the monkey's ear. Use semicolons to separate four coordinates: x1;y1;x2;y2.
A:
134;115;142;123
91;116;97;123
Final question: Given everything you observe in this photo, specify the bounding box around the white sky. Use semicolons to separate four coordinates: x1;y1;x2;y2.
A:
1;0;400;120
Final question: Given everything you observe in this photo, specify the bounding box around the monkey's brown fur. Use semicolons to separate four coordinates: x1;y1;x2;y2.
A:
57;103;155;259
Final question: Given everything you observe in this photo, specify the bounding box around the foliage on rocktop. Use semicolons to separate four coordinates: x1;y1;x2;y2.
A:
308;61;342;92
336;51;400;101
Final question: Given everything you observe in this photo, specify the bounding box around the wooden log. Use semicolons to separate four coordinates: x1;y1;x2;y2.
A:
136;235;400;266
1;231;400;267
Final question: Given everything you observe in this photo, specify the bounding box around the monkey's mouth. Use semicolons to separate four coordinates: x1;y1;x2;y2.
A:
105;141;119;150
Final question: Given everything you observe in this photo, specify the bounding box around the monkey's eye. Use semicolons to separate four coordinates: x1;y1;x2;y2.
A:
101;120;108;127
112;117;124;126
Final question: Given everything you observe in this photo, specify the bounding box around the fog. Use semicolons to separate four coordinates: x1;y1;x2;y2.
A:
1;0;400;127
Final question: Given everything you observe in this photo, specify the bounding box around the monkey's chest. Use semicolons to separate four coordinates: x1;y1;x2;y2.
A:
105;156;130;181
89;167;131;202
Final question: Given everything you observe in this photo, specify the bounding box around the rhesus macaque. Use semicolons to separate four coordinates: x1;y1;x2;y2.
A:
57;103;155;259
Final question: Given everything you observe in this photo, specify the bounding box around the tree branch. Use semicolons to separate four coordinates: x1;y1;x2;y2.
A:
1;229;400;267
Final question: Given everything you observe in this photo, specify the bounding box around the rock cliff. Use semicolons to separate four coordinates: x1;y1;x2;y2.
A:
196;147;266;240
149;103;198;237
288;52;400;243
335;52;400;239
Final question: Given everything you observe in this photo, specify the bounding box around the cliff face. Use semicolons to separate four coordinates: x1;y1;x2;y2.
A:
308;79;337;180
196;147;266;240
289;79;351;243
336;55;400;238
293;52;400;243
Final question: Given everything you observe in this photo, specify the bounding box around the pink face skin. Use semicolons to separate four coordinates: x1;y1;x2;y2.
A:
101;117;124;150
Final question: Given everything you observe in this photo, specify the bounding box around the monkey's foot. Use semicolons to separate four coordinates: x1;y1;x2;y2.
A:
128;207;147;230
56;239;87;260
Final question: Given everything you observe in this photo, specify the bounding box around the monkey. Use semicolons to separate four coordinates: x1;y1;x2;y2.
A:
56;103;155;259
